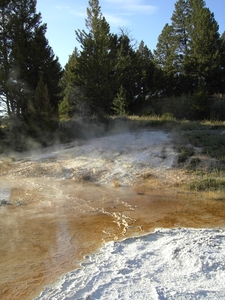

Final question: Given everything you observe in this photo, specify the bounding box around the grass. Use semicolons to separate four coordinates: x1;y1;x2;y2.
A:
171;120;225;195
126;114;178;130
177;146;195;164
189;177;225;192
182;130;225;161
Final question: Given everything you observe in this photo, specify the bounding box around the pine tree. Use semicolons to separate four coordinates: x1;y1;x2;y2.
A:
171;0;193;93
113;30;140;114
59;49;78;120
30;24;62;116
74;0;117;119
219;31;225;94
154;0;223;95
154;1;192;95
188;0;222;93
112;85;127;115
154;23;178;96
154;24;176;74
31;76;53;131
136;41;156;100
59;48;88;119
6;0;44;119
0;0;15;115
0;0;62;130
171;0;191;67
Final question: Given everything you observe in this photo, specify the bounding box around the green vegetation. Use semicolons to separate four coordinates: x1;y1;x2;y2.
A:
177;147;195;164
189;177;225;192
0;0;62;143
180;127;225;161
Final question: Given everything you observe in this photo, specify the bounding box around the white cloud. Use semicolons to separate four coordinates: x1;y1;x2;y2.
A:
101;0;158;29
54;1;157;31
126;4;157;14
55;4;86;18
104;13;131;26
103;0;157;15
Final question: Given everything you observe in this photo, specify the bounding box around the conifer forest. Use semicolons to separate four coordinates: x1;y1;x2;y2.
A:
0;0;225;151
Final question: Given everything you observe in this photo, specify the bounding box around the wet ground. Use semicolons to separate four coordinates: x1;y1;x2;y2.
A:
1;179;225;300
0;131;225;299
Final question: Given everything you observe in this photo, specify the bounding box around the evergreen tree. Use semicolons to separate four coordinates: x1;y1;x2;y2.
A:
188;0;222;93
0;0;15;115
0;0;62;131
171;0;193;93
154;23;178;96
171;0;191;65
66;1;156;117
154;24;176;74
74;0;117;119
154;0;223;95
112;85;127;115
154;1;192;95
219;31;225;94
114;30;140;114
30;24;62;116
136;41;156;102
59;48;88;119
31;76;53;132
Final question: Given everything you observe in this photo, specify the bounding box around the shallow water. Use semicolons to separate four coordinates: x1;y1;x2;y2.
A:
0;130;224;299
1;178;225;300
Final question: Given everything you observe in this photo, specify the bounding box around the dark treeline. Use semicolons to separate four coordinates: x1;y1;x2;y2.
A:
1;0;225;150
0;0;62;148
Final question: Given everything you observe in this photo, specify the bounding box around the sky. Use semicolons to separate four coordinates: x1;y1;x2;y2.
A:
36;0;225;68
